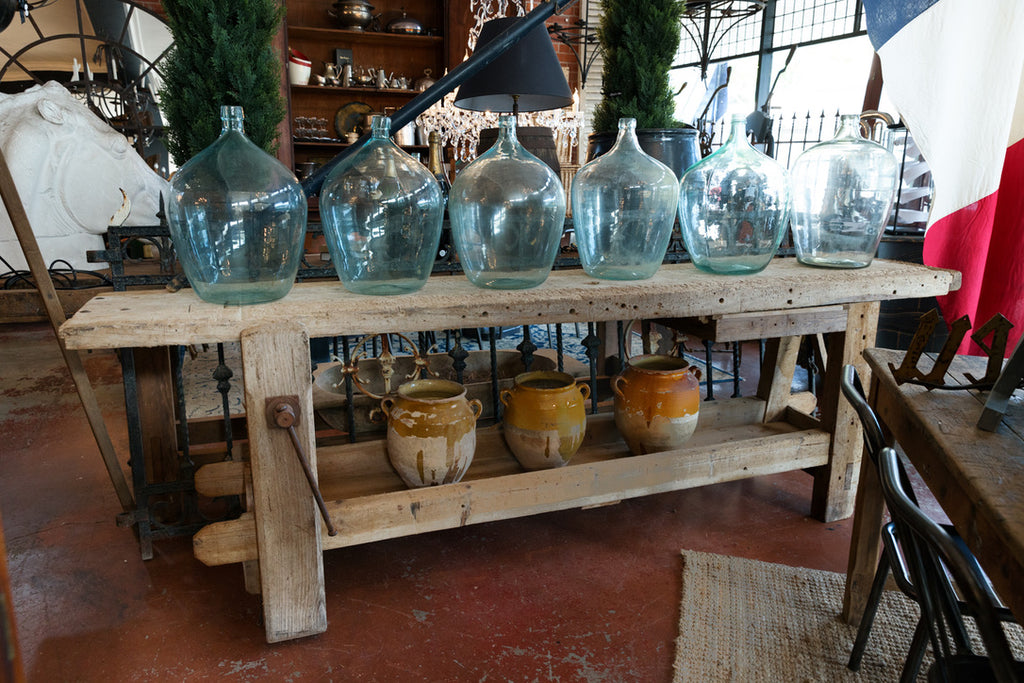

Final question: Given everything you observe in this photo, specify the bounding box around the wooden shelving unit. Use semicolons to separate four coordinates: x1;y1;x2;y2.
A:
283;0;449;170
288;24;444;46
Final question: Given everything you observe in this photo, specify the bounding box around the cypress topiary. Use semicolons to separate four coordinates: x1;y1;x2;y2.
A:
591;0;683;133
159;0;286;166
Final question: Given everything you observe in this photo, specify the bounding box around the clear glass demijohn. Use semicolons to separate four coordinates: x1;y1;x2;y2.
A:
571;118;679;280
449;114;566;289
790;114;899;268
167;105;308;305
678;113;791;275
319;115;444;295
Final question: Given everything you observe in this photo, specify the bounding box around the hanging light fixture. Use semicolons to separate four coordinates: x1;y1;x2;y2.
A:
681;0;765;79
1;0;59;32
0;0;17;31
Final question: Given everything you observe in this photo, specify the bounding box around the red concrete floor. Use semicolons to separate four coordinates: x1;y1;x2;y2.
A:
0;322;856;682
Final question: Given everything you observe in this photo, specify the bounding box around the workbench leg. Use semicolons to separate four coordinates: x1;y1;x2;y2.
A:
841;372;887;625
811;301;879;522
241;323;326;643
136;347;181;517
240;467;261;595
756;335;802;422
243;560;261;595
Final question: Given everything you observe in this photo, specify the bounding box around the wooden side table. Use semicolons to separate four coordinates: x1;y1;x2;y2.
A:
844;348;1024;625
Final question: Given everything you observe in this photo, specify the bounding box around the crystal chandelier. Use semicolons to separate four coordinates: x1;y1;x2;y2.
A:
416;0;583;162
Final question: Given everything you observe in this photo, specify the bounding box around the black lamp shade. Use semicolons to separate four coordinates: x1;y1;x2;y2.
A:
0;0;16;33
454;17;574;113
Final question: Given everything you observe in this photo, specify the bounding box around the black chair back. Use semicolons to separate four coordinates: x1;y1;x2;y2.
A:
840;364;887;456
839;365;919;506
877;446;1021;682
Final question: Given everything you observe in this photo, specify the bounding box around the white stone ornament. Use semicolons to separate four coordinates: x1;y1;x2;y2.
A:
0;81;169;272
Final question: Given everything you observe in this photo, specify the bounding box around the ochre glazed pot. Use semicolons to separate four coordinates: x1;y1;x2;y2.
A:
381;379;482;487
613;355;701;455
500;371;590;469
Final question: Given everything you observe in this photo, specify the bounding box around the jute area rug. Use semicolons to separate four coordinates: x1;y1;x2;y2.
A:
672;550;1024;682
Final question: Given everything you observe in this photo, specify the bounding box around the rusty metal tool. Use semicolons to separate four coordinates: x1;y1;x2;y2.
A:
266;396;337;536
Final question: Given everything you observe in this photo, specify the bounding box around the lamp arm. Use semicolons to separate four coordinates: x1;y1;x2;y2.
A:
762;46;796;114
302;0;579;197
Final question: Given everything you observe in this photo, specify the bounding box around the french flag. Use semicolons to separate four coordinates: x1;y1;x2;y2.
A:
863;0;1024;354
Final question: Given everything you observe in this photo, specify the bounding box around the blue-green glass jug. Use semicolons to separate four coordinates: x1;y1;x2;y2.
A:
678;114;790;275
571;118;678;280
449;115;565;290
320;115;444;295
167;105;308;305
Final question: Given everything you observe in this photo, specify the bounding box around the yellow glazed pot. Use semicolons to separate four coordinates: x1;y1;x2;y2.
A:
381;379;482;487
613;355;701;455
500;371;590;469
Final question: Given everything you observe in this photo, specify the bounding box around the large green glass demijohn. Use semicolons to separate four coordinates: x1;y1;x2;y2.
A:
572;118;679;279
790;114;899;268
678;114;791;275
449;114;566;290
167;105;307;305
319;115;444;295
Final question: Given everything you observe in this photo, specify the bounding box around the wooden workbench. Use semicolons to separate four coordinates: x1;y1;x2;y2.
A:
60;258;959;643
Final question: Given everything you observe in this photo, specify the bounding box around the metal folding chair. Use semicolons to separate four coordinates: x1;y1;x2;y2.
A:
841;365;925;677
878;445;1023;682
841;365;1018;681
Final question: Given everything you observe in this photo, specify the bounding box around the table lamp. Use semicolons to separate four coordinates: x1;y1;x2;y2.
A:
454;16;573;174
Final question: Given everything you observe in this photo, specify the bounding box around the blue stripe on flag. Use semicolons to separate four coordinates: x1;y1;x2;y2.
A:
863;0;942;50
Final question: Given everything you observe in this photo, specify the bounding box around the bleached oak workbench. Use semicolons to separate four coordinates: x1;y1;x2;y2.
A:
60;258;958;643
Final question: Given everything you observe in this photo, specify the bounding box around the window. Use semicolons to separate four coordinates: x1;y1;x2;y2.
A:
673;0;879;125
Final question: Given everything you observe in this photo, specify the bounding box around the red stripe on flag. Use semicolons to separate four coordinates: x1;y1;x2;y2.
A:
975;137;1024;352
924;136;1024;355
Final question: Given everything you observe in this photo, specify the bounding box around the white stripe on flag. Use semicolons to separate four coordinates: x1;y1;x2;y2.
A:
1011;62;1024;147
875;0;1024;225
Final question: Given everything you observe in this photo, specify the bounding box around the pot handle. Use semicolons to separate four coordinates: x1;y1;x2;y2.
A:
469;398;483;420
577;382;591;401
379;396;394;419
612;374;627;399
499;389;513;408
688;365;703;381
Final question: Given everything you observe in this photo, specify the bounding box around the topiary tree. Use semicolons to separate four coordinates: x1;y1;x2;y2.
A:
159;0;286;165
591;0;683;133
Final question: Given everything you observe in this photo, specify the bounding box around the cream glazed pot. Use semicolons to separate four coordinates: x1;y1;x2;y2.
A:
380;379;483;487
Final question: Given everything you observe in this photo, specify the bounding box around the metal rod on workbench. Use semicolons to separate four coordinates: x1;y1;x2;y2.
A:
301;0;579;197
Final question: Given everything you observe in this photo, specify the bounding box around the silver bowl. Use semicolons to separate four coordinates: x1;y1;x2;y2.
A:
329;0;374;31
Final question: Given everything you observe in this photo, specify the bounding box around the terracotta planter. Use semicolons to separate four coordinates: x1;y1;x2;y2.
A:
613;355;701;455
500;371;590;469
381;379;482;487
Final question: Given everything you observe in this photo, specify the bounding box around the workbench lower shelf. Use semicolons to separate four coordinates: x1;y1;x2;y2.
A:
193;395;828;567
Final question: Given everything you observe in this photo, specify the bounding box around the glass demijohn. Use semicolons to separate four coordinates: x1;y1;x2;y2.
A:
571;118;679;280
449;114;566;289
320;115;444;295
167;105;308;305
790;114;899;268
678;114;791;274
